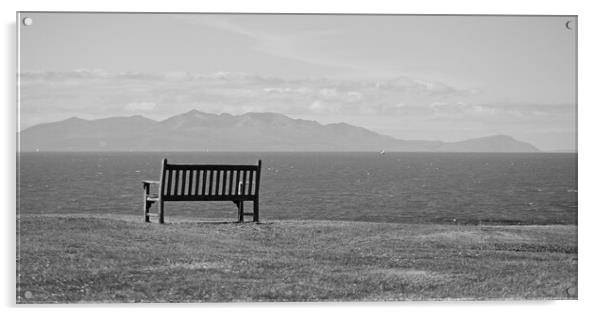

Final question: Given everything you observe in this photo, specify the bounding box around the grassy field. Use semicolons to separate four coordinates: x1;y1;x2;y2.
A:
16;214;577;303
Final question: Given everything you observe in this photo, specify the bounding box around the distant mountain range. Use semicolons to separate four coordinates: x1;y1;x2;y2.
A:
19;110;539;152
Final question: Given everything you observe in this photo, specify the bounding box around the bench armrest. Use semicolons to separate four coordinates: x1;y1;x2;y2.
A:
142;180;160;195
142;180;160;191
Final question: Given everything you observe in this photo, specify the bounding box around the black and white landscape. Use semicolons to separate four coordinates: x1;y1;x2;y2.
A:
17;12;577;303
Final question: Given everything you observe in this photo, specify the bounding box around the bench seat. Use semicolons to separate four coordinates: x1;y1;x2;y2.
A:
145;194;159;201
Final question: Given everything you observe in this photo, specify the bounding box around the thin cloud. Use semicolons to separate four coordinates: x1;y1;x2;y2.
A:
18;70;572;134
124;102;157;113
172;15;368;76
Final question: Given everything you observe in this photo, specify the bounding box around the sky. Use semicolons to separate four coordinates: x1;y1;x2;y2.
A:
18;13;576;151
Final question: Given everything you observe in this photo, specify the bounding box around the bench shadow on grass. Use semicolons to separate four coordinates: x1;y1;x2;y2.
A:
163;218;274;226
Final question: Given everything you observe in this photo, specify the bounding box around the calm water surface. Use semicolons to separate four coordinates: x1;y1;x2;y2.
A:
18;152;577;225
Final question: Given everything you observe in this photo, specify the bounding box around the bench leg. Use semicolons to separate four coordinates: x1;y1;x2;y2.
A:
143;184;150;223
143;200;150;223
158;200;165;224
253;199;259;222
238;201;244;223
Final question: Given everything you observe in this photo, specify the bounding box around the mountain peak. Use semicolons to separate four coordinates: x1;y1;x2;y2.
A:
19;111;540;152
167;109;216;119
243;112;289;119
183;109;205;115
240;112;294;125
63;116;86;122
486;134;514;140
124;114;155;121
438;134;539;152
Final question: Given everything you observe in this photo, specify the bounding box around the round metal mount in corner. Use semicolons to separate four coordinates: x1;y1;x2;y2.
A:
22;17;33;26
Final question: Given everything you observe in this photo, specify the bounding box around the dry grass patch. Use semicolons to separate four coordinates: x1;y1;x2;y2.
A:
17;214;577;303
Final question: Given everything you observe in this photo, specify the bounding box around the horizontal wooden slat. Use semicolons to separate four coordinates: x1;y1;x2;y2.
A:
166;164;258;171
162;195;257;202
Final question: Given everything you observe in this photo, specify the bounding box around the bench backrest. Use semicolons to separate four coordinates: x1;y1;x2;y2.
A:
159;159;262;201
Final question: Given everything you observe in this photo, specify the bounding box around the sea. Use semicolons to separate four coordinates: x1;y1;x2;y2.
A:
18;152;577;225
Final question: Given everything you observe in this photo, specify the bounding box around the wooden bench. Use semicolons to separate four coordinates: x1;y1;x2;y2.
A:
142;159;262;224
